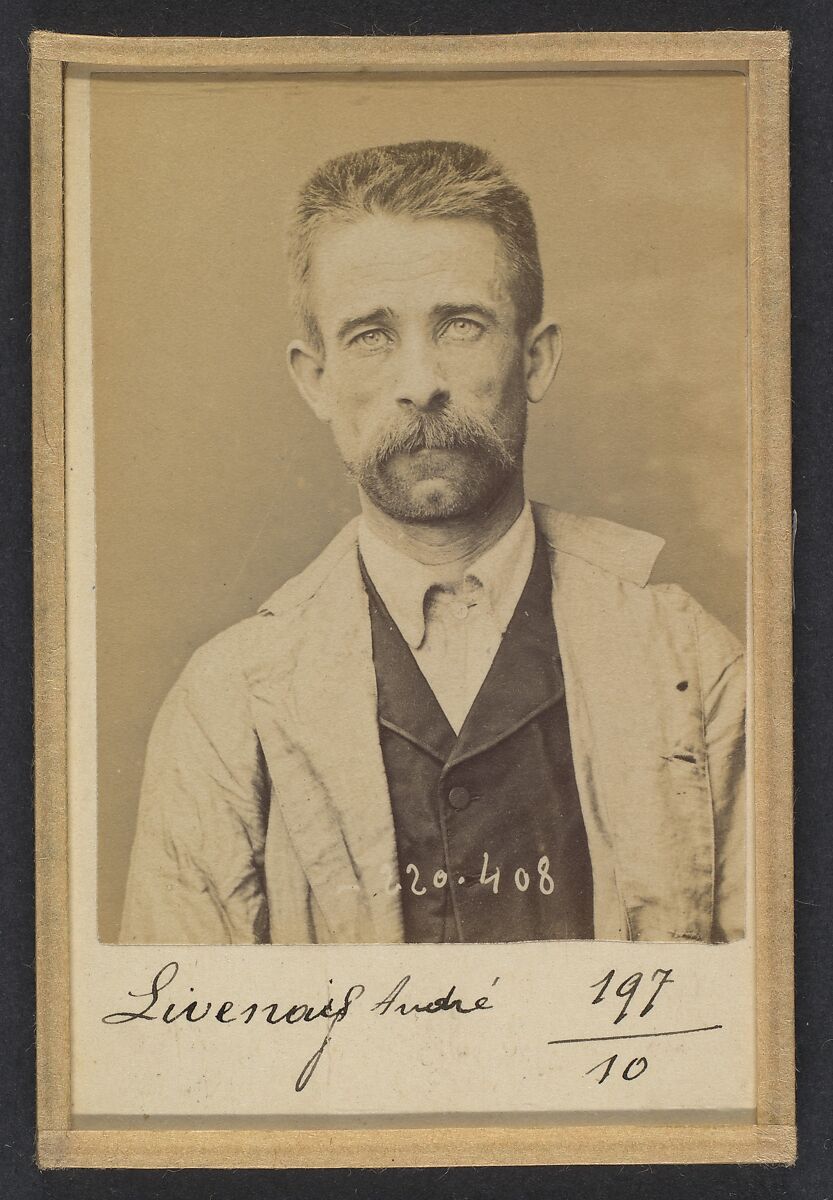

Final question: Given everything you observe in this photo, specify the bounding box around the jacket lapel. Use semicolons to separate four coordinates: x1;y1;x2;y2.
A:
250;528;403;943
537;508;715;941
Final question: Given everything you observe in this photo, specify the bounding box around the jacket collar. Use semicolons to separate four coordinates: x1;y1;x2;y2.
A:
531;503;665;587
257;502;666;620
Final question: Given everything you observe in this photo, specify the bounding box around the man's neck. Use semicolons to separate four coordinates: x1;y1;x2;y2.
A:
358;477;527;577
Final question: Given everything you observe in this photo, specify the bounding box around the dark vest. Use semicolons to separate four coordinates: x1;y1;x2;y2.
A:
361;533;594;943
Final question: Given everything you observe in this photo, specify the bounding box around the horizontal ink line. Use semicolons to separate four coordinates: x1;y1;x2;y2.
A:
547;1024;723;1046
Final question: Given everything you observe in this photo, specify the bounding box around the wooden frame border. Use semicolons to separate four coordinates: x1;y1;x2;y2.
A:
31;30;794;1169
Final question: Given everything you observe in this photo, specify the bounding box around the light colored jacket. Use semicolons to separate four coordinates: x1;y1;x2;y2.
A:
120;503;746;946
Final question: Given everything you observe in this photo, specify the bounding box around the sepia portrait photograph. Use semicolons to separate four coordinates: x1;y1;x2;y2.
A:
32;30;793;1167
105;78;747;951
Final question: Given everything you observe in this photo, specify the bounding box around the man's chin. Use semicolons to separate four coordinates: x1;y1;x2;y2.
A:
402;478;470;521
361;474;493;524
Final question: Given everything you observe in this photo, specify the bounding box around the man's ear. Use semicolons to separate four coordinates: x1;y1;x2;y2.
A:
524;320;562;404
287;339;331;422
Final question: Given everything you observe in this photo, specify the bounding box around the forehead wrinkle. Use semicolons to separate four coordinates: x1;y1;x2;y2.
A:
334;255;511;308
338;241;503;286
307;215;517;334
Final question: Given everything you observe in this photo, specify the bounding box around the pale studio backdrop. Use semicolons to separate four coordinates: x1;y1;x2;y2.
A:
90;70;748;940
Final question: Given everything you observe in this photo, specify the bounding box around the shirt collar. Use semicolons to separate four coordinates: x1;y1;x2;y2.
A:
358;501;537;649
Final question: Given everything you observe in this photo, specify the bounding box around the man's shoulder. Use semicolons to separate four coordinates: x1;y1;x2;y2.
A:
256;517;361;616
532;502;666;587
533;502;743;665
174;518;362;691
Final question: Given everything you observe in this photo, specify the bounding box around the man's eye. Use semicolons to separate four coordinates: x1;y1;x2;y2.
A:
441;318;485;342
350;329;389;349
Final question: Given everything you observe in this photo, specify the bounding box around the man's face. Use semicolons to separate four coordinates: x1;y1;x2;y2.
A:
299;213;530;523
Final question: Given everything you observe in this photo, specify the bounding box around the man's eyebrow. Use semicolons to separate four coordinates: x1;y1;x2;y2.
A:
336;308;396;342
431;302;499;324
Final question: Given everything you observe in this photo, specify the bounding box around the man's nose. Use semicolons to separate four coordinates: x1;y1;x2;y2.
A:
393;340;450;412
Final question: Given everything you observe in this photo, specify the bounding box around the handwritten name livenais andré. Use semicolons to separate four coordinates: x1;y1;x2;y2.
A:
101;962;497;1090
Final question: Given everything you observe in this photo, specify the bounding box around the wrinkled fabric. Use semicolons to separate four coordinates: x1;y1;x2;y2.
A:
119;503;746;946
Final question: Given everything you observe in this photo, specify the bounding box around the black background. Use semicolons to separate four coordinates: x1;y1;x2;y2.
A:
2;1;830;1197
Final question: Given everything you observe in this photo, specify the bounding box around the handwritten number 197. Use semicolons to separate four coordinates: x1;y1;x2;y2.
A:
590;967;674;1025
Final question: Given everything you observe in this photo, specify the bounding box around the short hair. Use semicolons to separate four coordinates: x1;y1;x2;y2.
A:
288;140;544;347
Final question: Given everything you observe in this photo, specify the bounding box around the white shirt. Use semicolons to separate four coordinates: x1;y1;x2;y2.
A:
358;502;537;734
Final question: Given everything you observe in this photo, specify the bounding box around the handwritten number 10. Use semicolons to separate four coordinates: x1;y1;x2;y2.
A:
586;1054;649;1084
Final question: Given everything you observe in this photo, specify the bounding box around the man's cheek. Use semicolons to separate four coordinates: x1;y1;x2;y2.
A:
328;388;383;450
451;344;515;400
324;370;377;416
461;372;505;412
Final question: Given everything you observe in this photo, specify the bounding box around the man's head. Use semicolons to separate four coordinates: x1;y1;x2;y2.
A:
287;141;561;524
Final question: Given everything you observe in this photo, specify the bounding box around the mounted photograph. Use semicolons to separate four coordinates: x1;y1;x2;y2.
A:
32;30;793;1168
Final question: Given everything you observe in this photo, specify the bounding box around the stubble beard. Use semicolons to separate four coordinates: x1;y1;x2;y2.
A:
342;395;528;524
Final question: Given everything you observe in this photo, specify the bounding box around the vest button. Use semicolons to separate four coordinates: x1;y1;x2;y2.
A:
447;786;471;811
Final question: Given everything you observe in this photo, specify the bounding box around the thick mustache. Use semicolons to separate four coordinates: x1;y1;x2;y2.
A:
368;409;512;470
